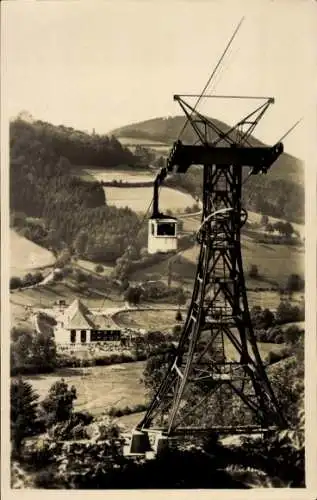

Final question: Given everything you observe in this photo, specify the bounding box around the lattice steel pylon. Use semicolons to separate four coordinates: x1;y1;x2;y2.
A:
137;95;288;437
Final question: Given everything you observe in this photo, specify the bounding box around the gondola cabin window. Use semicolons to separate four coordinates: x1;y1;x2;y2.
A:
148;217;178;254
157;221;176;236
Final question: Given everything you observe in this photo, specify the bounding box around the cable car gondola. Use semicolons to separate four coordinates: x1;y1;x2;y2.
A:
147;165;179;254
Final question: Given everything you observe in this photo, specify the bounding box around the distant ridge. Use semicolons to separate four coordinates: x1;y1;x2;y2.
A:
111;115;304;187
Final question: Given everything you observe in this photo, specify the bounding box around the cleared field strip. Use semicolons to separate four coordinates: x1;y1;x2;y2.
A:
10;230;55;278
104;186;195;212
83;168;156;183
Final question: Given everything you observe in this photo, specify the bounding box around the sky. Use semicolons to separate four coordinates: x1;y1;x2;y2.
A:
2;0;317;160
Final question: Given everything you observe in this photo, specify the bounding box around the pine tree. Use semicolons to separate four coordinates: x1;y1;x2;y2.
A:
10;378;39;454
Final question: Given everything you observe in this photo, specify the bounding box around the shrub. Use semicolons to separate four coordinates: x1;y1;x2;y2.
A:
144;331;165;345
53;271;63;281
10;276;22;290
107;403;148;417
249;264;259;279
74;269;87;283
276;301;304;324
175;310;183;322
47;411;93;441
285;274;305;293
173;325;182;338
33;469;60;489
266;347;290;365
38;311;57;326
261;214;269;226
124;285;142;305
284;325;303;345
95;264;104;273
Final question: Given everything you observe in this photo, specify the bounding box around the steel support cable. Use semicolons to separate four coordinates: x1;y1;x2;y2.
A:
176;17;245;142
100;192;158;311
123;183;164;257
240;117;303;198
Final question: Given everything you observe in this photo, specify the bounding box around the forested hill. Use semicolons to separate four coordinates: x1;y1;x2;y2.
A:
112;116;304;223
29;119;136;168
10;118;143;263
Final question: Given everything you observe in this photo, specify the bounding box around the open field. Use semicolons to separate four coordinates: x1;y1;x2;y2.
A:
104;186;195;212
10;230;55;278
23;361;146;417
117;136;168;146
114;309;184;333
74;168;196;212
83;167;156;184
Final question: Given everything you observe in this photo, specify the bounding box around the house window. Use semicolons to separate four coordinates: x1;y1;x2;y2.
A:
81;330;87;343
91;330;107;342
114;331;121;341
70;330;76;343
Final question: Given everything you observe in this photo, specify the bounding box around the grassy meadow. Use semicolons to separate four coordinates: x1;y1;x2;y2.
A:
23;361;146;418
131;236;304;292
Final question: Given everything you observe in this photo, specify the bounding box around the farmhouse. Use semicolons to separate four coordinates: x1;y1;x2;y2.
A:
54;298;122;345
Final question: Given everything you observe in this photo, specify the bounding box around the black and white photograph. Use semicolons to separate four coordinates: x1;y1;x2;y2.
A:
1;0;316;494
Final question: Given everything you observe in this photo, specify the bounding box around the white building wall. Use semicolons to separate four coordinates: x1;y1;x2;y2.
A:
54;323;71;345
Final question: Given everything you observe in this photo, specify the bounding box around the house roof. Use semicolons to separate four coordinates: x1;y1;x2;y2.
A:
63;298;121;331
63;299;95;330
91;314;121;331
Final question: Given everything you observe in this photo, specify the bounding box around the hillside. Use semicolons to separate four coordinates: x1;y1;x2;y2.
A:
130;236;304;293
10;118;145;265
112;116;304;223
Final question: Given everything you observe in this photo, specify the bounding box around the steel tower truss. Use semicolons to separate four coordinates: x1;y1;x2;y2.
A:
137;95;287;436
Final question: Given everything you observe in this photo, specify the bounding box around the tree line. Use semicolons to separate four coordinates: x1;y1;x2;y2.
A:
26;117;136;168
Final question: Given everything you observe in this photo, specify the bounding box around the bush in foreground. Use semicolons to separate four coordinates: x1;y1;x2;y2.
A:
40;379;77;427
